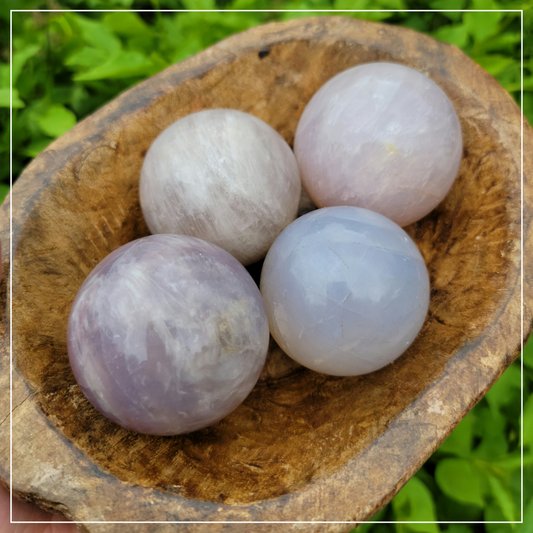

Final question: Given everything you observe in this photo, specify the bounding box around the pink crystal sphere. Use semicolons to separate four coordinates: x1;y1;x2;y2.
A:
67;235;269;436
140;109;301;266
294;62;463;227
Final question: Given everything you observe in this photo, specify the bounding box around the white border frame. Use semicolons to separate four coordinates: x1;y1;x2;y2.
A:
8;7;525;527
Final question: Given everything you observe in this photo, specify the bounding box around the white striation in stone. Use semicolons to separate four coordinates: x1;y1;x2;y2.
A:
294;62;463;227
260;206;430;376
140;109;301;266
67;234;270;436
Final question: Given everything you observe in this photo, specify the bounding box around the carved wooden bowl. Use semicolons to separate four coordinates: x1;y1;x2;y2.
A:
1;16;531;533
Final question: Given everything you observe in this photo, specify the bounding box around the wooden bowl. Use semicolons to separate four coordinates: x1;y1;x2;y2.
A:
1;16;531;532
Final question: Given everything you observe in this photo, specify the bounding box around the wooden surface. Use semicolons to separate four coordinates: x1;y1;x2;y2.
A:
0;15;531;532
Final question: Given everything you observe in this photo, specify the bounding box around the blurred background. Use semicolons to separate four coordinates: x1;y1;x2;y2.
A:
0;1;531;531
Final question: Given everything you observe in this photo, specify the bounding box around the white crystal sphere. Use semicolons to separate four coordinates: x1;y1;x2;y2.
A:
67;234;270;436
260;207;430;376
294;62;463;227
140;109;301;266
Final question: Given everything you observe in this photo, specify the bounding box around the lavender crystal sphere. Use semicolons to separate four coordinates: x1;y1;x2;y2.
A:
140;109;301;266
67;235;269;435
260;207;430;376
294;62;463;227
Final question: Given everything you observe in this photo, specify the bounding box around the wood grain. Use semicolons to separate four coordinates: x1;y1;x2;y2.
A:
0;15;531;532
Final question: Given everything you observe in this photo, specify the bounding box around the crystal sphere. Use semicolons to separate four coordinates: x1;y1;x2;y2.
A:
67;234;270;435
294;62;463;227
260;207;430;376
140;109;301;266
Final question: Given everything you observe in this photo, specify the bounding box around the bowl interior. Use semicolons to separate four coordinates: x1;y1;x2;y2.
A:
12;34;515;505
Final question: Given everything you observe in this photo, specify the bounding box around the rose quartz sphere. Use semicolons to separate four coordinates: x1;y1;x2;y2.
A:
294;62;463;227
67;235;269;436
140;109;301;266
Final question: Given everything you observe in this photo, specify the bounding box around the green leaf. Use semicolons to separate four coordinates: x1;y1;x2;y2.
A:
146;52;169;75
50;85;76;106
23;137;52;158
65;47;108;69
445;526;474;533
524;463;533;515
516;494;533;533
477;32;522;54
49;14;75;40
126;33;156;54
429;0;465;21
474;55;516;77
434;24;469;49
438;414;474;457
103;12;151;37
374;525;396;533
36;104;77;138
170;36;204;64
333;0;392;20
67;13;121;54
352;0;406;8
485;364;521;417
181;0;216;9
463;0;503;43
414;467;440;496
11;43;40;85
493;451;533;470
0;88;25;108
334;0;368;8
73;51;154;81
485;504;514;533
377;0;406;8
0;65;8;89
391;477;439;532
505;77;533;93
488;474;518;522
435;458;484;507
525;337;533;370
400;14;431;32
471;407;508;461
69;85;91;116
524;393;533;448
230;0;268;7
0;184;9;204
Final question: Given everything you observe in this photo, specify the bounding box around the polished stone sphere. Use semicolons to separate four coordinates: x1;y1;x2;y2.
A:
294;62;463;227
67;235;270;435
140;109;301;266
260;207;430;376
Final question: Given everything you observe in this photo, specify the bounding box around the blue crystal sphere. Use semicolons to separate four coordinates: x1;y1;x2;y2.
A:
260;206;430;376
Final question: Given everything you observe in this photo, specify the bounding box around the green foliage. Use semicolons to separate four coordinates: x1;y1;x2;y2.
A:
1;2;531;529
435;458;485;507
0;0;529;204
36;103;77;137
354;348;531;533
392;477;439;532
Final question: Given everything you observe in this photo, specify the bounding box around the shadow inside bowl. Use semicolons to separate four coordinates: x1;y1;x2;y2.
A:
11;36;515;506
